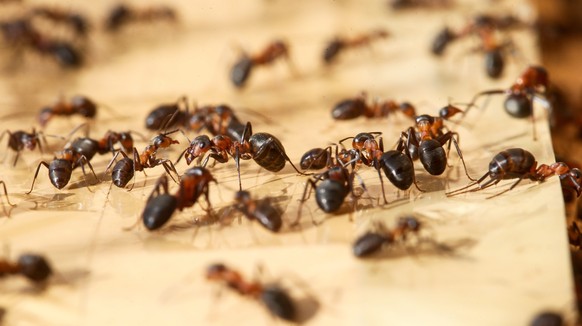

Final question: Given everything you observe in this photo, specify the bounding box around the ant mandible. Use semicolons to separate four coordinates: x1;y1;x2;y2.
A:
38;95;98;127
105;131;180;189
331;92;416;121
0;253;52;284
206;263;297;322
141;167;216;231
230;190;283;233
0;128;46;166
446;148;582;199
323;28;390;64
105;3;177;31
230;40;294;88
353;216;422;257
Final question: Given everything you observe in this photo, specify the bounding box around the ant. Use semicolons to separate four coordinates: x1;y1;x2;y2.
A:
105;3;177;31
460;65;550;140
177;122;307;191
230;190;283;233
568;222;582;249
446;148;582;199
397;111;473;180
529;311;564;326
353;216;422;257
0;128;46;166
230;40;293;88
141;167;216;231
323;28;390;64
206;263;297;322
472;27;517;79
331;92;416;121
67;129;137;162
28;6;90;37
38;95;97;127
0;253;52;284
388;0;453;10
0;18;82;68
105;131;180;189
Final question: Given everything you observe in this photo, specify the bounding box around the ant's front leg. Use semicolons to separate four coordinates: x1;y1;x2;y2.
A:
436;132;475;181
26;161;50;194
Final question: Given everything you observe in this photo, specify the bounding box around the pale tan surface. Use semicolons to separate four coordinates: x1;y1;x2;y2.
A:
0;1;575;325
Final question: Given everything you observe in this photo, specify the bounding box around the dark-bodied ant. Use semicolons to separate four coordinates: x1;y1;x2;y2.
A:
105;131;180;189
29;6;90;37
177;122;307;191
38;95;97;127
67;129;137;162
389;0;453;10
568;222;582;249
323;29;389;64
27;147;99;193
446;148;582;199
0;253;52;284
105;3;177;31
397;110;473;180
231;190;283;233
0;128;45;166
206;263;297;322
353;216;422;258
140;167;216;231
0;18;82;68
230;40;293;88
300;147;332;171
331;92;416;121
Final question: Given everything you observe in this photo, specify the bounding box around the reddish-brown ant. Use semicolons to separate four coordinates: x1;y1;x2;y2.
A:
0;253;52;284
38;95;98;127
0;128;46;166
230;40;293;88
231;190;283;233
331;92;416;121
105;3;177;31
353;216;422;257
177;122;307;191
459;65;550;140
446;148;581;199
323;29;390;64
389;0;453;10
206;263;297;322
0;18;82;68
105;131;180;189
29;6;90;37
141;167;216;231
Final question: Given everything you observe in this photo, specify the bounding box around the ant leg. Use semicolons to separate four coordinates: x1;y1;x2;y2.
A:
292;179;318;227
161;161;180;184
373;160;389;204
104;150;127;175
464;90;507;117
0;181;15;207
12;151;20;167
529;94;537;141
437;132;475;181
235;146;243;191
445;171;490;196
26;161;50;194
486;176;527;199
146;175;169;202
174;147;189;165
77;155;100;187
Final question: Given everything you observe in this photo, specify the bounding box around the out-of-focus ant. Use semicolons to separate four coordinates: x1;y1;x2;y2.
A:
206;263;297;322
0;18;82;68
105;3;177;31
0;128;46;166
230;40;293;88
397;110;473;180
323;29;389;64
105;131;180;189
446;148;582;199
331;92;416;121
529;311;564;326
388;0;453;10
29;6;90;37
38;95;98;127
230;190;284;233
459;65;550;140
27;147;99;193
140;167;216;231
0;253;52;284
353;216;422;257
568;222;582;249
177;122;306;191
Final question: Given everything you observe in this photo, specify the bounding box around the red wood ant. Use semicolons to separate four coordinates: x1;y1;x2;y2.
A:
105;131;180;189
230;40;293;88
461;65;550;140
0;128;45;166
331;92;416;121
0;253;52;284
0;18;82;68
323;29;389;64
38;95;97;127
29;6;90;37
141;167;216;231
206;263;296;322
177;122;307;191
231;190;283;233
105;3;177;31
446;148;581;199
353;216;422;257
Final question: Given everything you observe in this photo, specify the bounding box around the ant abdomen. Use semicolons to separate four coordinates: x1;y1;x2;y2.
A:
230;57;253;88
322;39;343;63
112;158;134;187
142;194;178;230
379;150;414;190
316;179;348;212
504;94;532;118
419;139;447;175
300;148;329;170
489;148;535;179
250;133;286;172
260;286;296;322
18;254;52;282
70;96;97;118
331;98;366;120
49;159;72;189
431;27;454;56
485;50;504;79
145;105;187;130
50;42;82;68
353;232;390;257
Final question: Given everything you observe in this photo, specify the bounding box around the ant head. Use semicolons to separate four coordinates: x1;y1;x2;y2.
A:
504;93;532;118
323;39;344;64
352;132;376;150
206;263;228;279
71;96;96;117
50;42;83;69
431;26;455;56
152;132;179;149
439;104;464;120
415;114;434;129
399;102;416;119
105;4;130;31
529;65;549;90
189;135;212;157
234;190;251;204
17;254;52;283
